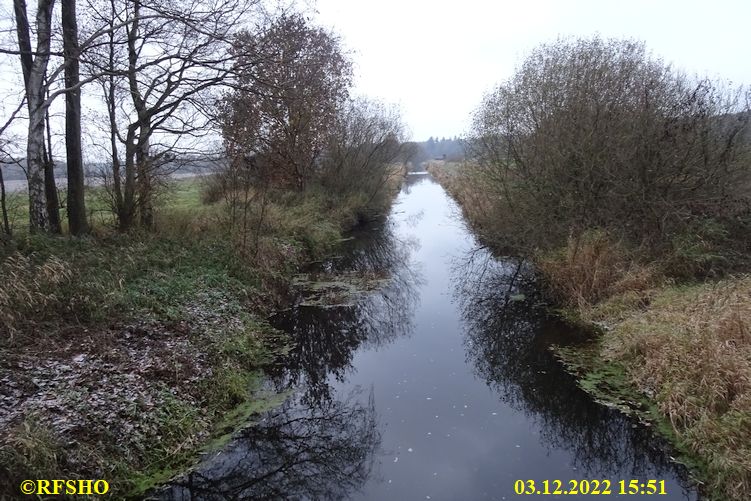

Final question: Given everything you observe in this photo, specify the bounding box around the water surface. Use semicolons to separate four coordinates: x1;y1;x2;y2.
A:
161;173;699;500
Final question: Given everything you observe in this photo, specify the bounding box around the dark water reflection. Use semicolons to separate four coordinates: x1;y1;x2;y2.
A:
456;253;691;481
158;174;699;500
163;390;379;500
266;213;423;407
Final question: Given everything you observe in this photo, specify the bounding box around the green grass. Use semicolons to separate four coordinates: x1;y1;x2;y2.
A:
0;222;289;496
0;175;396;498
2;189;29;233
4;230;247;327
1;176;207;234
163;177;206;211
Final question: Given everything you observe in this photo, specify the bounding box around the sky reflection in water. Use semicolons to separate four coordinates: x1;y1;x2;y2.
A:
160;174;699;501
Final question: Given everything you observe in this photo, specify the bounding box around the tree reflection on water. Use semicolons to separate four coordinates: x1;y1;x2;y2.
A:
159;389;379;500
155;176;698;501
157;196;422;500
268;216;422;407
452;249;696;483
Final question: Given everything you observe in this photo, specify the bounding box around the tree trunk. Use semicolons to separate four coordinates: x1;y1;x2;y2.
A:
116;124;137;231
16;0;56;233
136;125;153;228
107;80;124;222
123;0;150;230
103;0;126;229
0;166;10;236
27;93;50;232
62;0;88;235
44;102;61;233
13;0;33;85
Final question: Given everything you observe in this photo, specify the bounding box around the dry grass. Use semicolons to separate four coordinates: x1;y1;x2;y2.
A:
603;277;751;500
430;148;751;501
0;253;71;342
0;418;64;486
538;230;657;310
427;162;509;244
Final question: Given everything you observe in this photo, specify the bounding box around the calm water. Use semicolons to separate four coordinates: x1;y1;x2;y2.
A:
159;173;699;500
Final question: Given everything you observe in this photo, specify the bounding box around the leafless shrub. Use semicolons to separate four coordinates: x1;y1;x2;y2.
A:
318;98;406;216
469;36;751;274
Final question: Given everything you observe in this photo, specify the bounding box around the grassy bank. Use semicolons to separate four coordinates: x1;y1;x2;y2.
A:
0;175;398;498
430;162;751;501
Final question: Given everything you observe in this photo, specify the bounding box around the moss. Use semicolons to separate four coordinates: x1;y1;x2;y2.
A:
206;385;293;452
552;341;711;494
553;342;648;416
125;380;292;497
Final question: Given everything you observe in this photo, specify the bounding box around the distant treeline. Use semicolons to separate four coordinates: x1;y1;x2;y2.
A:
403;137;465;169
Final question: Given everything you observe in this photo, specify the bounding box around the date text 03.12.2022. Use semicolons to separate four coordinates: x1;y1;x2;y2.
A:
514;479;667;496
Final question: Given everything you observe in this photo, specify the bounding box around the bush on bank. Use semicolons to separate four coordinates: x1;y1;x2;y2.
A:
468;36;751;278
440;35;751;501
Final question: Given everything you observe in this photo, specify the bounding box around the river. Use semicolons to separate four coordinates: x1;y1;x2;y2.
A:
158;173;699;500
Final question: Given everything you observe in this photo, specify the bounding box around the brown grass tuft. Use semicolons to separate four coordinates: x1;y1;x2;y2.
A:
538;230;657;309
0;253;71;342
603;277;751;500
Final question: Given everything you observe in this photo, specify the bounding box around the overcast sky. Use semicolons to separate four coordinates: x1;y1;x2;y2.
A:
313;0;751;141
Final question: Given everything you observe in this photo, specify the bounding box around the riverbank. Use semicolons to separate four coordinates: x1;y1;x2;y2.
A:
0;176;401;498
430;162;751;501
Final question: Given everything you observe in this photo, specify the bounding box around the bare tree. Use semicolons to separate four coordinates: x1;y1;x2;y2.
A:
8;0;250;232
469;37;751;265
10;0;125;233
83;0;257;230
222;14;353;192
320;97;405;214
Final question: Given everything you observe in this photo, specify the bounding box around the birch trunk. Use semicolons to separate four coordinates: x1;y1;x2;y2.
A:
15;0;56;232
